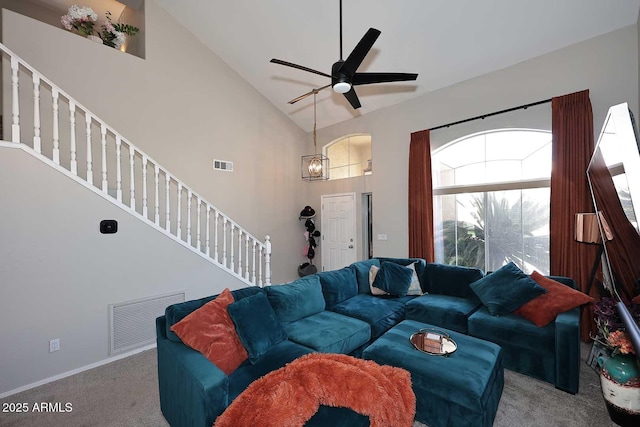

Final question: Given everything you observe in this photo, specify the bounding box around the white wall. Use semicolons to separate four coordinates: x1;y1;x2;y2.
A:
2;1;307;284
308;25;639;259
0;146;249;395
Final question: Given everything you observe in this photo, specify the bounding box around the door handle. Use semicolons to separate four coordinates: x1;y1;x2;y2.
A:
348;245;354;249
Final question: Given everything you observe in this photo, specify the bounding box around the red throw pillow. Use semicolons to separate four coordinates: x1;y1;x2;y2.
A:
170;288;248;374
515;271;594;327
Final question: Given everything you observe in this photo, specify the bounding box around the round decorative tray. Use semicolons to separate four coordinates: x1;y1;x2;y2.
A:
410;328;457;356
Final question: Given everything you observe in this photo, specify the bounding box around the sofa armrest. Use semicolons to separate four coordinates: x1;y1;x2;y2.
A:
156;316;229;427
554;308;580;394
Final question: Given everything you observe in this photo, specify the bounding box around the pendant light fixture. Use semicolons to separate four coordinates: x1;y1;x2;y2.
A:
301;90;329;181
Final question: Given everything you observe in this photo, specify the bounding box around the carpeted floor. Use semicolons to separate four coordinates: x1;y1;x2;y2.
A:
0;343;616;427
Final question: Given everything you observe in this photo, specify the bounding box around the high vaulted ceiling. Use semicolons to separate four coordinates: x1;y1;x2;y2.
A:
155;0;640;132
49;1;640;132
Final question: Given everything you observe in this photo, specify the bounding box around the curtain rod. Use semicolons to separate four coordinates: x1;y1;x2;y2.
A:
429;98;552;132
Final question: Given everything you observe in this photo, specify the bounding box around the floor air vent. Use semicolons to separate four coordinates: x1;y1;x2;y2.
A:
109;291;185;355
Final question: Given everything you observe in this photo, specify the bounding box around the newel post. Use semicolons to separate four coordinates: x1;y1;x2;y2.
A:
264;235;272;287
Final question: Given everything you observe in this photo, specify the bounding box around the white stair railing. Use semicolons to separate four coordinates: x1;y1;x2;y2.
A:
0;42;271;287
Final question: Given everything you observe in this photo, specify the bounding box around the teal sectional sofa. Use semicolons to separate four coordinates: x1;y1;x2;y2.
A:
156;258;581;427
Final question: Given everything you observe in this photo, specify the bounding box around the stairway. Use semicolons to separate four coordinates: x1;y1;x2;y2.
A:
0;42;271;287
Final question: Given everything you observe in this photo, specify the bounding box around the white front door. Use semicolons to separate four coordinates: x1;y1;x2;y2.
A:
321;193;357;271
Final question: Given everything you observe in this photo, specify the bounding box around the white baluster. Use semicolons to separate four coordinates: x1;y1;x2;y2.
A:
32;74;41;153
252;240;257;285
245;236;250;279
115;136;122;202
214;211;220;262
237;230;243;275
10;56;20;143
142;156;148;218
100;125;108;192
154;164;160;225
196;197;202;251
264;235;272;287
129;148;135;209
222;218;228;267
69;102;77;175
186;190;192;245
205;206;211;257
230;224;235;272
52;89;60;164
258;245;264;287
176;183;182;238
165;174;171;230
85;113;93;184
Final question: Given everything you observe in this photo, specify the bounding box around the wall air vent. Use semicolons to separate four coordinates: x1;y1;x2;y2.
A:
109;291;184;354
213;159;233;172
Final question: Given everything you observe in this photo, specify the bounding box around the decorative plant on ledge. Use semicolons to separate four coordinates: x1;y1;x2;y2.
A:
100;11;139;49
60;5;98;37
61;6;139;50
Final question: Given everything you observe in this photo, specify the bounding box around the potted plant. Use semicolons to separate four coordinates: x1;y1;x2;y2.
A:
593;297;640;426
60;5;99;42
100;11;140;50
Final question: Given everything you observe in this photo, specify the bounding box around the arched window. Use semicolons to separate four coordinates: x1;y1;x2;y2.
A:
324;134;372;180
432;129;551;273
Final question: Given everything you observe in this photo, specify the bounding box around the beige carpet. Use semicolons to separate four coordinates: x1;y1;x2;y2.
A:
0;343;616;427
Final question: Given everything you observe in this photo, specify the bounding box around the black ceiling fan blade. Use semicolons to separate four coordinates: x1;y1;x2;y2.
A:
343;87;361;109
287;84;332;104
340;28;381;77
270;59;333;79
352;72;418;86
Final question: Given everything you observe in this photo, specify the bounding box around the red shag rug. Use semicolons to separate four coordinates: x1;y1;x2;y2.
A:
214;353;416;427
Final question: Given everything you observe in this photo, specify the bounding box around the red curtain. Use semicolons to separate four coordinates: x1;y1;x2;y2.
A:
408;130;434;262
550;90;599;341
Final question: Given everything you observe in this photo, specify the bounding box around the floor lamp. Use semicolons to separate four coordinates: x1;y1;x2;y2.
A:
575;212;613;296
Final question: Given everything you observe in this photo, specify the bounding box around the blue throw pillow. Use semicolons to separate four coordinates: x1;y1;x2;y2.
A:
350;259;381;294
317;267;358;308
469;262;547;316
265;275;325;323
227;292;287;363
372;261;414;296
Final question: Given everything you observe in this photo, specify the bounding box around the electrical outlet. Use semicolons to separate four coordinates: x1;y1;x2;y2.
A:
49;338;60;353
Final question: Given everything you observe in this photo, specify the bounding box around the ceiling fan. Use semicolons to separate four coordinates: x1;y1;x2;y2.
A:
270;0;418;109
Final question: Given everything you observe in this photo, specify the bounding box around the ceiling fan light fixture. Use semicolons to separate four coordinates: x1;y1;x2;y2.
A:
332;82;351;94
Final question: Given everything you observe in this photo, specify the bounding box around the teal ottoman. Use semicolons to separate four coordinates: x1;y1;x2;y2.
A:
362;320;504;427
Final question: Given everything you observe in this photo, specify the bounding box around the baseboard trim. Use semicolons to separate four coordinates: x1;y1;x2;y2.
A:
0;343;157;399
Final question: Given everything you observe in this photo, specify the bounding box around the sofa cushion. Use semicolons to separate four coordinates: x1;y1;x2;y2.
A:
469;262;546;316
228;340;313;402
283;311;370;354
468;306;556;353
405;294;482;334
424;263;483;300
372;261;414;296
169;288;248;375
228;292;288;364
514;271;593;327
164;286;263;342
265;275;325;324
330;294;406;338
317;267;359;308
350;259;381;294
